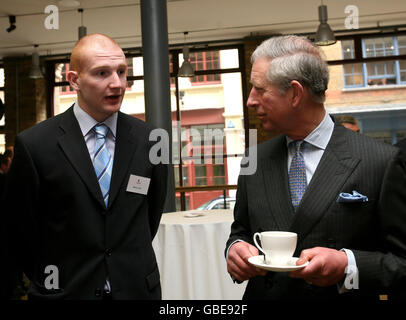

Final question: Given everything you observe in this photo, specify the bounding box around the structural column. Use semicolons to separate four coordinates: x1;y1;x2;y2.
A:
140;0;176;212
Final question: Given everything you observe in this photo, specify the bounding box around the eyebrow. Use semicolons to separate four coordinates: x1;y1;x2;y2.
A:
90;63;128;71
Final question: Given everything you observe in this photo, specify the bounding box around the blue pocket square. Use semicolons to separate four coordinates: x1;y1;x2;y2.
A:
337;190;368;203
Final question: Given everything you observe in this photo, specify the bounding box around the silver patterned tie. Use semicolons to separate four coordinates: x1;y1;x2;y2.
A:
288;140;307;211
93;123;113;207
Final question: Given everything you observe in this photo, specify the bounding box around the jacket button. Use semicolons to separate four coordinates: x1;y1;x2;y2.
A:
105;249;112;257
95;288;102;297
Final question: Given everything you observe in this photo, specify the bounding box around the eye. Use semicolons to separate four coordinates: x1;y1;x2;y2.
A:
96;70;107;77
118;69;127;76
253;86;265;94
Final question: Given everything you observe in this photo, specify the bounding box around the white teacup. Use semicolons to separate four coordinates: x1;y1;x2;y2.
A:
253;231;297;265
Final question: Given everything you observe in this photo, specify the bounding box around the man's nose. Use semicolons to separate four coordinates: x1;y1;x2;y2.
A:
109;72;124;88
247;88;258;108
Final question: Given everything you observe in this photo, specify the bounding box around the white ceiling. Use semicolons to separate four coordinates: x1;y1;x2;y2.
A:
0;0;406;59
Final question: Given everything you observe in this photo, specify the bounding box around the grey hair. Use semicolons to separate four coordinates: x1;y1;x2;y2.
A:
251;35;329;103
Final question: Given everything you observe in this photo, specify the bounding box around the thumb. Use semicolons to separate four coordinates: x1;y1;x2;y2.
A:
296;248;317;265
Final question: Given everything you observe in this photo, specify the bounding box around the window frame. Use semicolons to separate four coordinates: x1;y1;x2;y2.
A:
0;64;5;134
330;32;406;89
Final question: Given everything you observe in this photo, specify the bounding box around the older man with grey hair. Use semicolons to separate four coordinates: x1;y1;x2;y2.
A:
226;35;406;300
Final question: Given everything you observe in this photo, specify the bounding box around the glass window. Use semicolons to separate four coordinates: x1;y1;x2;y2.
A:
0;67;4;127
366;60;396;85
188;51;221;84
343;63;364;87
340;36;406;88
363;37;394;58
0;134;5;153
398;35;406;55
194;165;207;186
341;40;355;59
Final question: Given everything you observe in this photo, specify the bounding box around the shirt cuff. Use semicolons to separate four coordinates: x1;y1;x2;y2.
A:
337;248;359;293
226;239;244;260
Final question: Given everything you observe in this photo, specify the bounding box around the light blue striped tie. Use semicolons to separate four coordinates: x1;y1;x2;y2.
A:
288;140;307;211
93;123;113;207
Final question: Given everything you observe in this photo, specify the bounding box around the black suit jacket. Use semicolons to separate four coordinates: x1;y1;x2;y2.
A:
395;138;406;164
227;123;406;300
4;107;168;300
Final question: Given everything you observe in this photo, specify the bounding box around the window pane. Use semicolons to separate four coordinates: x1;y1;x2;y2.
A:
341;40;355;59
363;37;394;58
342;63;363;87
213;176;225;185
400;60;406;82
365;60;396;86
188;50;222;71
174;165;189;187
54;86;75;115
0;67;4;87
0;134;5;153
213;164;225;176
0;74;4;126
194;165;207;186
182;190;233;210
398;35;406;55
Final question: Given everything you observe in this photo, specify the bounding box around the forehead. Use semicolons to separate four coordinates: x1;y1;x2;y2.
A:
81;42;127;71
250;58;271;85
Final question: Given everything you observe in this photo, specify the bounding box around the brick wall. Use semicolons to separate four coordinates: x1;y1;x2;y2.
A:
3;56;47;147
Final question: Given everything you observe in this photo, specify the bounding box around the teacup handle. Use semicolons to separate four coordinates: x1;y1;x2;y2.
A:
253;232;266;256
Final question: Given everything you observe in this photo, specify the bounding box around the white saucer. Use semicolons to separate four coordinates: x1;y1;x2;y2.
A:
248;255;309;272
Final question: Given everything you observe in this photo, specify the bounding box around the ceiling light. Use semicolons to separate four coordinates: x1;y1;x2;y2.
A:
178;32;194;77
6;15;16;33
314;5;336;46
29;45;43;79
78;8;87;39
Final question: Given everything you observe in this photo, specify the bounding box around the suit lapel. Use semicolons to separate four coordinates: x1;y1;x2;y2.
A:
107;112;138;208
289;125;361;240
57;107;106;208
261;135;295;231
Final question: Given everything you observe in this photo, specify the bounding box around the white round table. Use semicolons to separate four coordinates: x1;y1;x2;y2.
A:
152;209;247;300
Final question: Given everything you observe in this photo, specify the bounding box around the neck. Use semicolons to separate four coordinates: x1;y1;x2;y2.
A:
286;105;325;140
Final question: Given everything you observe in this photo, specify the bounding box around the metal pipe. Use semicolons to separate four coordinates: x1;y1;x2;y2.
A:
140;0;176;212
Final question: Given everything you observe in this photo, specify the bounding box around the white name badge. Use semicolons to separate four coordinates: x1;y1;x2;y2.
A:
126;174;151;195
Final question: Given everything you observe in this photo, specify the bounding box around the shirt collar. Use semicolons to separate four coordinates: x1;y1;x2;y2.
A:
286;110;334;150
73;101;117;138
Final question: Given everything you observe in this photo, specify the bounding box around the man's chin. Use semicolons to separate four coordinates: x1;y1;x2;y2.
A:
260;122;281;134
103;101;122;113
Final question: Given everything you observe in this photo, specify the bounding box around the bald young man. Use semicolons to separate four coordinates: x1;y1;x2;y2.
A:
4;34;168;300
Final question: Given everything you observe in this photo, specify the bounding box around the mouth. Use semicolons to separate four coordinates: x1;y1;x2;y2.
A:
105;94;122;103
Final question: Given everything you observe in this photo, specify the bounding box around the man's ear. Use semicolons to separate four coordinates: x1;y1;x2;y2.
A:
289;80;304;108
67;71;80;91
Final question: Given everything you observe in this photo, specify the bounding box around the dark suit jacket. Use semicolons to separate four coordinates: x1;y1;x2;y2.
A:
0;172;5;197
395;138;406;164
227;123;406;300
4;107;168;300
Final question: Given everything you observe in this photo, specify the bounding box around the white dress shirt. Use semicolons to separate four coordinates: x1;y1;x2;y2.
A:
73;102;117;162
